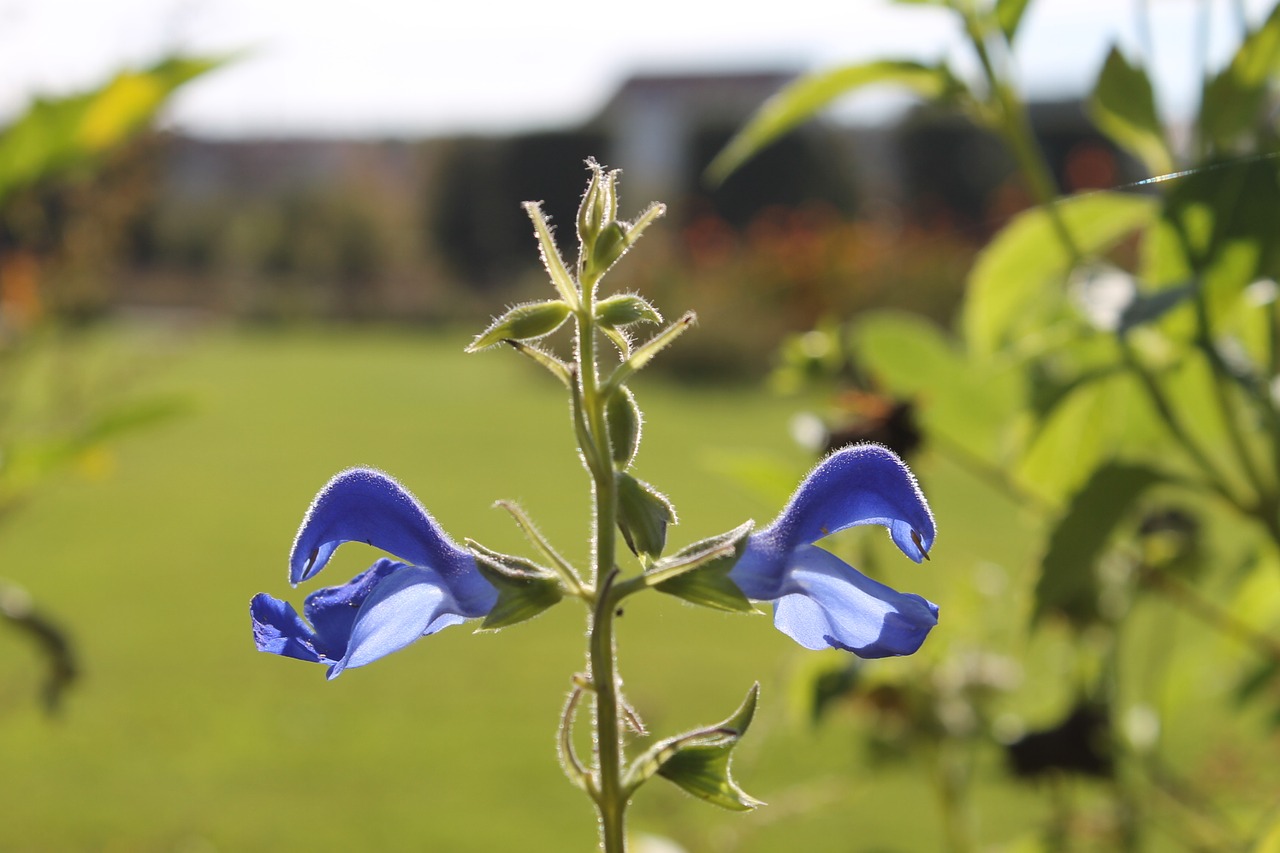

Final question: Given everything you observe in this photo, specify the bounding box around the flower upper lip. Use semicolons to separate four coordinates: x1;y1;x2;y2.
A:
289;467;496;616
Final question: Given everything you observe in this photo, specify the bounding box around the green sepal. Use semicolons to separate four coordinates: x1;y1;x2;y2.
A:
650;522;756;613
595;294;663;329
616;472;676;560
606;387;642;468
625;684;763;811
466;541;564;630
467;300;572;351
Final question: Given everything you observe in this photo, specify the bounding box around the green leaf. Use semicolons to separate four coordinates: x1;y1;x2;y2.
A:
606;386;642;468
851;311;1020;463
706;61;963;184
995;0;1033;41
1087;46;1172;174
466;300;571;351
656;685;763;811
606;312;697;391
962;192;1159;356
0;55;227;205
1200;3;1280;148
1160;157;1280;324
616;473;677;560
650;522;756;613
467;542;564;630
522;202;580;307
1034;463;1165;626
626;684;763;809
1017;372;1123;502
595;293;663;328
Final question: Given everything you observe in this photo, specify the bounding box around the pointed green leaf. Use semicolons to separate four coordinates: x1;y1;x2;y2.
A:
1201;3;1280;147
616;473;676;560
467;541;564;630
1088;46;1172;174
467;300;571;351
606;386;643;468
963;192;1159;356
650;522;756;613
706;61;964;184
606;312;697;391
595;293;663;328
1034;463;1166;626
995;0;1033;41
653;684;763;811
0;54;228;205
523;201;580;307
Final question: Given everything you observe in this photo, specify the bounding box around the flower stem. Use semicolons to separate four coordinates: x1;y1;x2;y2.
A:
577;269;631;852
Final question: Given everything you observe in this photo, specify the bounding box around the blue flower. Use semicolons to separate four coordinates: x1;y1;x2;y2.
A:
729;444;937;657
250;468;496;678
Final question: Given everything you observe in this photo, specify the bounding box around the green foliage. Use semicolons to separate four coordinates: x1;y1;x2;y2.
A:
0;56;225;205
994;0;1032;41
706;61;963;185
962;192;1158;356
1088;47;1172;174
1200;3;1280;150
1034;463;1165;625
1156;156;1280;324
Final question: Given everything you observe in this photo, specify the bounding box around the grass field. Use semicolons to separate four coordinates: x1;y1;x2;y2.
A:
0;324;1274;852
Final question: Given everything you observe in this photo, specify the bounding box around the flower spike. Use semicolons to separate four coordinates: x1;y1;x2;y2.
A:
729;444;938;657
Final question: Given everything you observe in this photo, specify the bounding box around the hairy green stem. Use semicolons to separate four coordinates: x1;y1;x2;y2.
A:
576;271;630;852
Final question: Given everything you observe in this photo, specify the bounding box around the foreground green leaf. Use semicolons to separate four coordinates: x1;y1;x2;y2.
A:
706;61;962;185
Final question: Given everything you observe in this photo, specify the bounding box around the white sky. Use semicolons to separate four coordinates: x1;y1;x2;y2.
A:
0;0;1272;137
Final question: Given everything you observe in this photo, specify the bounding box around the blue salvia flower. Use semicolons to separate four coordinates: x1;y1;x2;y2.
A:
250;468;496;678
729;444;937;657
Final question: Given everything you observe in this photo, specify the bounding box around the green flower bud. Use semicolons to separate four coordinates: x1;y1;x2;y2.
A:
585;221;629;280
606;386;642;468
576;162;603;254
616;472;676;560
466;300;571;351
595;294;663;329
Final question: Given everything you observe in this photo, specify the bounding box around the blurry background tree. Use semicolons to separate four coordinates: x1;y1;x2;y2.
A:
0;56;220;714
713;0;1280;849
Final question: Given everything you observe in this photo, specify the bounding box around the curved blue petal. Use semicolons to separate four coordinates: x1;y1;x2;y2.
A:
251;593;325;663
329;565;466;679
731;445;934;600
288;468;494;616
771;545;938;657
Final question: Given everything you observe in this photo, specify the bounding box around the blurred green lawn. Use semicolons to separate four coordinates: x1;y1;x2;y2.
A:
2;325;1267;852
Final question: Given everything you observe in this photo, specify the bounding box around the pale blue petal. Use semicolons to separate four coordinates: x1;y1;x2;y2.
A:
772;546;938;657
328;565;465;679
